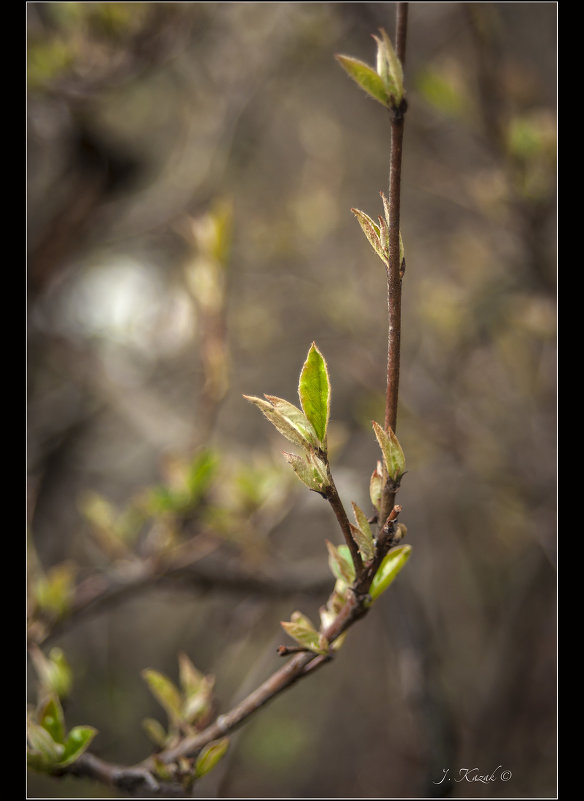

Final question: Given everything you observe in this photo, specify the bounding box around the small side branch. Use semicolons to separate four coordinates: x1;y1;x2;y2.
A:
325;477;364;578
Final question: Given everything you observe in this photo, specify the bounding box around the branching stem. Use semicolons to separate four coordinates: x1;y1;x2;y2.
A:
325;474;364;577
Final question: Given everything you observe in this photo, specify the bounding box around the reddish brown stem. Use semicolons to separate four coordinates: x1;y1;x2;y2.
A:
381;3;409;528
326;477;364;578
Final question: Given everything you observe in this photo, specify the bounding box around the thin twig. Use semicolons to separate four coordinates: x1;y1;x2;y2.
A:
29;544;332;647
381;3;409;529
325;476;364;577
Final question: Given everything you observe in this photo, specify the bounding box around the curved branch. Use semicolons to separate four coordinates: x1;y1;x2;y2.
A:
29;543;333;647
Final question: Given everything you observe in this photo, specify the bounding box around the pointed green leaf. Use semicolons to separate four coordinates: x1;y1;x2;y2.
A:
178;652;205;697
243;395;316;450
372;420;406;481
30;646;73;699
335;54;390;107
351;502;375;561
298;342;331;445
281;612;329;655
264;395;320;448
39;696;65;745
370;461;383;511
142;717;169;748
369;544;412;603
326;541;356;585
142;669;183;725
351;208;388;265
350;524;374;562
282;450;329;494
319;592;349;651
373;28;404;105
34;564;76;620
59;726;98;767
194;737;230;779
183;675;215;725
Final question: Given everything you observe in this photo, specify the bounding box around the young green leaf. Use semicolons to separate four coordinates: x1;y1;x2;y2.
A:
243;395;317;450
335;54;390;107
372;420;406;481
373;28;404;105
183;675;215;725
30;646;73;699
143;717;169;748
326;541;356;585
368;544;412;603
39;696;65;745
178;652;205;697
351;208;388;265
59;726;98;767
281;611;329;655
349;524;374;563
34;563;76;621
370;461;383;511
298;342;331;445
264;395;320;448
319;591;349;651
282;450;330;494
177;652;215;725
194;737;230;779
351;502;375;561
142;669;183;725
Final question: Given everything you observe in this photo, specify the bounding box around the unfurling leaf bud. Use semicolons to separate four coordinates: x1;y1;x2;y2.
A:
243;395;319;451
368;544;412;603
194;737;230;779
370;461;384;511
281;611;329;655
282;450;330;495
326;541;356;585
372;28;405;106
350;502;375;561
335;54;392;107
351;208;388;266
372;420;406;482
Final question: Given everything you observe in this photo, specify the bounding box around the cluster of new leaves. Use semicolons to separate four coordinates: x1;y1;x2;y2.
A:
246;342;412;656
142;653;229;786
244;342;332;496
336;28;404;110
27;697;97;775
27;649;96;775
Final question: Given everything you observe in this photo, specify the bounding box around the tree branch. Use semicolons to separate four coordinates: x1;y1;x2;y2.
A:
325;475;364;578
381;2;409;529
29;542;333;647
55;588;368;795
